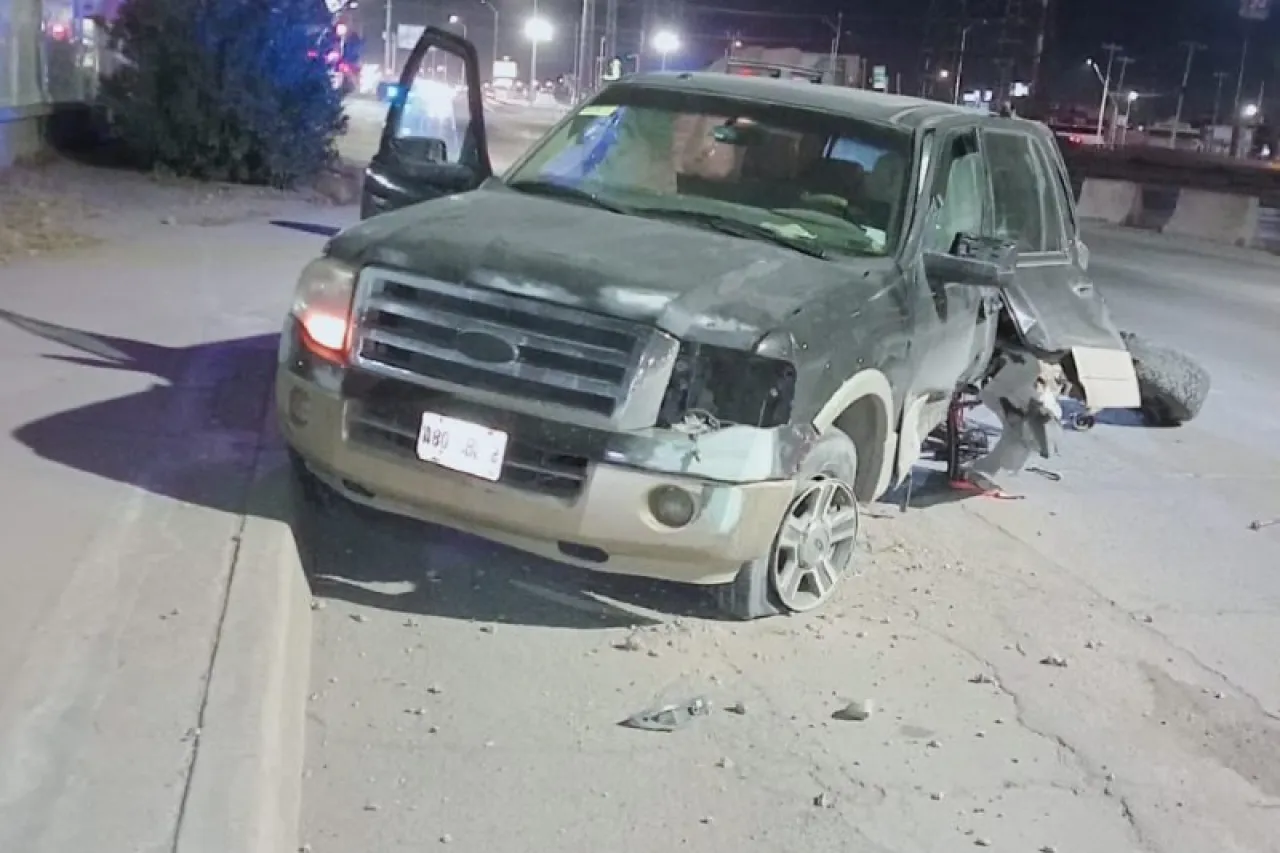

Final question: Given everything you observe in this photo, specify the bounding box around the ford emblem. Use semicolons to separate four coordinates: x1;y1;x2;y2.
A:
455;329;519;364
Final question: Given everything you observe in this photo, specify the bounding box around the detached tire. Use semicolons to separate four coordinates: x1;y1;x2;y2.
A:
1120;331;1211;427
715;430;861;621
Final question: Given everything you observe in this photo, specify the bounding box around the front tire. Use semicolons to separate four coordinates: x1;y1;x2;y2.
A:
715;430;861;621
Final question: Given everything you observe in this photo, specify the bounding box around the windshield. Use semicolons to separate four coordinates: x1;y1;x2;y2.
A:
504;87;912;258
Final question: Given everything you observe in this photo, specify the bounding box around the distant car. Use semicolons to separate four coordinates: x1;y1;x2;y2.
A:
281;28;1153;620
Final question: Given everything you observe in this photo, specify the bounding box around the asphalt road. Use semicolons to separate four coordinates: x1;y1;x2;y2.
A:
296;144;1280;853
340;96;566;172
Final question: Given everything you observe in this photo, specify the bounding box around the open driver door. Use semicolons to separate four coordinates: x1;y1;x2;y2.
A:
360;27;493;219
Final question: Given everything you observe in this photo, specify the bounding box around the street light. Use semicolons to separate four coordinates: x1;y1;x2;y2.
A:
1242;103;1259;120
524;16;552;100
652;29;680;71
938;69;950;79
448;14;467;37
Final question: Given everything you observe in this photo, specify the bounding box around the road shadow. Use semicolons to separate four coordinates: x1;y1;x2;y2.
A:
2;310;713;631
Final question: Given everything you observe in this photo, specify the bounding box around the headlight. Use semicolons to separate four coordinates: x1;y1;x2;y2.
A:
292;257;357;364
656;341;796;429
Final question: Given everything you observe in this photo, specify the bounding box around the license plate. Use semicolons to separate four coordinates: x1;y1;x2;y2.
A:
415;412;508;482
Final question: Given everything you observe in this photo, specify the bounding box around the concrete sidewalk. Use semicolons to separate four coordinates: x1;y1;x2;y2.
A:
0;176;348;852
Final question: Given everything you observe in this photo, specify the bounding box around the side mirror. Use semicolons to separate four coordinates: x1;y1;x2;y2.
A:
923;233;1017;289
391;136;448;164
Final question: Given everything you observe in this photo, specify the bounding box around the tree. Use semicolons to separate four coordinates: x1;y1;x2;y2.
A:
100;0;348;187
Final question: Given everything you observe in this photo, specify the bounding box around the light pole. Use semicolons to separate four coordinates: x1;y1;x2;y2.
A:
1170;41;1204;149
652;28;680;71
478;0;499;69
1120;90;1138;146
524;15;552;100
953;23;974;104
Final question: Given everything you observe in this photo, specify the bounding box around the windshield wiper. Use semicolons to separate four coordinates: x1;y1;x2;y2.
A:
505;179;632;214
631;207;828;259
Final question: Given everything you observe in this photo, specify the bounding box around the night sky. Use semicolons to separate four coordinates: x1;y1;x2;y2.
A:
372;0;1280;115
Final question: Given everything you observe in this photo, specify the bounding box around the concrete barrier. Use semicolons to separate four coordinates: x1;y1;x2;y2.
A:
1076;178;1143;225
1161;188;1261;247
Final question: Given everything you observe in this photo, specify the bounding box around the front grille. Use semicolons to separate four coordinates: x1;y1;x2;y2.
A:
345;402;589;500
352;269;646;418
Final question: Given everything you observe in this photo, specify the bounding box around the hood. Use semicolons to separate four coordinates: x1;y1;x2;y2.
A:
327;184;891;349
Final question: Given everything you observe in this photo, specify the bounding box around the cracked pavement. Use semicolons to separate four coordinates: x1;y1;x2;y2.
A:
296;143;1280;853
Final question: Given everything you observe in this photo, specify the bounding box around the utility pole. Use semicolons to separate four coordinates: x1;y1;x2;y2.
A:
1027;0;1051;108
383;0;394;71
1170;41;1204;148
1211;70;1229;126
1094;43;1122;142
823;12;844;84
575;0;596;99
1108;56;1134;145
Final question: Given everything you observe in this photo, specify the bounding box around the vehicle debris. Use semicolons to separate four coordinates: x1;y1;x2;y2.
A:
620;696;711;732
833;699;875;721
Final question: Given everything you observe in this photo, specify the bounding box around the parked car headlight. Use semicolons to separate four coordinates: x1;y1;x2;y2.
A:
291;257;357;364
656;341;796;430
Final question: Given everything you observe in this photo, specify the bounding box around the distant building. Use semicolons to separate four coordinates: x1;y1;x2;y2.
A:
706;45;864;88
1;0;104;166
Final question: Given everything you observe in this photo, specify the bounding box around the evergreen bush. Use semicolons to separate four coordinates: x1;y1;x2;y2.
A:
100;0;348;186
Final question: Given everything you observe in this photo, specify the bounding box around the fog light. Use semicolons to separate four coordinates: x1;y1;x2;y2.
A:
648;485;697;528
287;386;311;427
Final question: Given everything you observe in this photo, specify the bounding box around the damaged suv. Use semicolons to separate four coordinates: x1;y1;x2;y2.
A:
278;29;1140;619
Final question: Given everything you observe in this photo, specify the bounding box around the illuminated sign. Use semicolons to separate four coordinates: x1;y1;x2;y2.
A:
1240;0;1270;20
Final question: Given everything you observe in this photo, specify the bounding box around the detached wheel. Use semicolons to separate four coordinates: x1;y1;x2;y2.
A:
1121;331;1211;427
715;430;861;620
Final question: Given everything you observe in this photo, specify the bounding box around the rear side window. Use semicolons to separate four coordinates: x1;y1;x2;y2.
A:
983;131;1066;254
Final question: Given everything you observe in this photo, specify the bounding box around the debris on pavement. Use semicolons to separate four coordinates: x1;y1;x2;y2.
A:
969;672;998;685
813;791;835;808
725;701;748;715
833;699;875;721
1040;654;1069;667
1247;517;1279;531
620;696;710;732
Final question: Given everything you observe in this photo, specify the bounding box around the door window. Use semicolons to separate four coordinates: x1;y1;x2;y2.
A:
924;132;988;253
391;63;471;165
983;131;1065;253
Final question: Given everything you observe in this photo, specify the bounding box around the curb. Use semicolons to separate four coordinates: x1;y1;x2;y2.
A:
174;462;311;853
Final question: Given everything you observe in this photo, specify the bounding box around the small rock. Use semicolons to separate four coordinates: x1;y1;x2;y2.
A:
439;833;453;844
428;725;440;734
726;701;747;715
479;624;494;634
716;757;734;769
926;738;942;749
834;699;874;721
299;845;312;852
700;816;715;824
974;838;991;847
161;215;177;225
310;599;326;611
1040;846;1059;853
813;792;834;808
350;613;369;624
930;791;945;801
408;707;427;716
614;632;643;652
364;803;380;812
427;683;444;694
1040;655;1068;668
1214;691;1225;699
403;618;417;628
969;673;996;685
